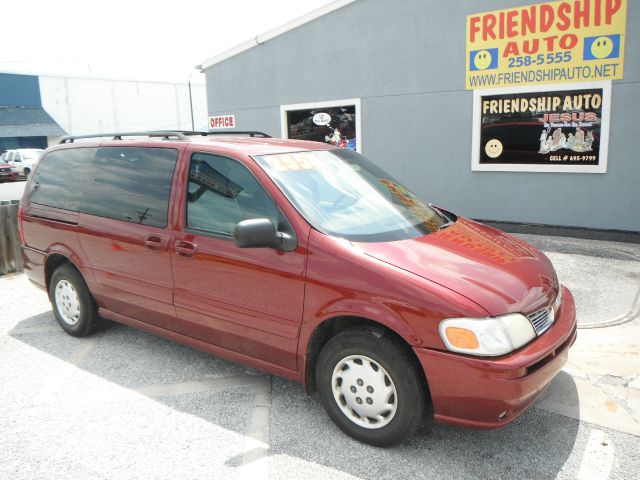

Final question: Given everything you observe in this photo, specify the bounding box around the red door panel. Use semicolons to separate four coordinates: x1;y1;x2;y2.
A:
169;148;310;371
172;234;306;370
77;214;177;327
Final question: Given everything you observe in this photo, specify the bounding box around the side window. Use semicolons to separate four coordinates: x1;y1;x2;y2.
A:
29;148;95;211
186;153;281;236
81;147;178;228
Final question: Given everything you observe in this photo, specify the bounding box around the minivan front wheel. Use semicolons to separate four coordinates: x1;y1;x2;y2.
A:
315;328;426;446
49;264;101;337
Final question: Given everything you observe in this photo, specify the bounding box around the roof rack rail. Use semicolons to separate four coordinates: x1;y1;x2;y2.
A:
206;131;271;138
59;130;272;144
59;131;190;144
174;130;272;138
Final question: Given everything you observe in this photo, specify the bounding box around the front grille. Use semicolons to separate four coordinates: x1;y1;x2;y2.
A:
528;308;554;335
0;168;9;173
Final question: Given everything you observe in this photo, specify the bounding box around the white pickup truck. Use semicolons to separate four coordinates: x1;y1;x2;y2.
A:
2;149;43;176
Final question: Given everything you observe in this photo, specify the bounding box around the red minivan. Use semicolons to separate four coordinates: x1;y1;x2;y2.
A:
20;131;576;446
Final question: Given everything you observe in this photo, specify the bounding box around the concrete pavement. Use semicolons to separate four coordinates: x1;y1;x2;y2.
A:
0;178;27;201
0;234;638;479
518;234;640;438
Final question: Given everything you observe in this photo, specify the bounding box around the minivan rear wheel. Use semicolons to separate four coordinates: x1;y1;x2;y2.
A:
49;264;101;337
315;327;426;446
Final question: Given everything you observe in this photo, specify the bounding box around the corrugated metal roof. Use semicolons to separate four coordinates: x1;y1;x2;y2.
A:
0;73;41;107
0;106;66;137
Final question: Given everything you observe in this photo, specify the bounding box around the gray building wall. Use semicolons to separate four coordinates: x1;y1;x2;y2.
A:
204;0;640;232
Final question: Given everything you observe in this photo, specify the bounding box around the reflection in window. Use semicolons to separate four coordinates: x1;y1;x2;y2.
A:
187;153;280;236
255;149;448;242
286;105;357;151
29;148;96;211
81;147;178;228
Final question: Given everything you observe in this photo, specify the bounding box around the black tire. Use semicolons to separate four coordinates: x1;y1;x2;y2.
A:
315;327;426;446
49;263;101;337
23;168;31;176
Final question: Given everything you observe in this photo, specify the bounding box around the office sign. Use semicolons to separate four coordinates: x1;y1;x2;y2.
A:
209;115;235;130
466;0;627;89
472;81;611;173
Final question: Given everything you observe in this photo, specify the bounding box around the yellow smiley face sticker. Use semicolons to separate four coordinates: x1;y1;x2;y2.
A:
473;50;493;70
590;36;614;59
485;139;503;158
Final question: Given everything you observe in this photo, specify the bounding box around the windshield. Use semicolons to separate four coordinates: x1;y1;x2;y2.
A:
254;149;451;242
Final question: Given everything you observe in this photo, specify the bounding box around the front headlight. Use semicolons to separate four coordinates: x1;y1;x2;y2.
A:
439;313;536;356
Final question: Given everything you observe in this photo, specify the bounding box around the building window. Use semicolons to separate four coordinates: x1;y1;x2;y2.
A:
280;98;361;153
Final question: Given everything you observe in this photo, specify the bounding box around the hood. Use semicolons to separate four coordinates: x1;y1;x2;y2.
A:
353;218;558;316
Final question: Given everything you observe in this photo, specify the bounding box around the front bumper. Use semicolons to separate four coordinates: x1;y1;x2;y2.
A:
414;286;577;428
0;171;18;182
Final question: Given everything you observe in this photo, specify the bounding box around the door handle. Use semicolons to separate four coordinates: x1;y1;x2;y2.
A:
144;235;163;251
175;240;197;257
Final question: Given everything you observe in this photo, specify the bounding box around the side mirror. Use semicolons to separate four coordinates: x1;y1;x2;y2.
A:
233;218;296;252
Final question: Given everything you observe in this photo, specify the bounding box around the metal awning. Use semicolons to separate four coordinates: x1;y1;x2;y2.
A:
0;106;66;137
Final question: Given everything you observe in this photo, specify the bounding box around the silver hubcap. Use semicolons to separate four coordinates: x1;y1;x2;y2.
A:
331;355;398;429
55;280;80;326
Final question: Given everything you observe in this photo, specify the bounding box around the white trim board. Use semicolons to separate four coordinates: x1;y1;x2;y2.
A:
471;81;612;174
280;98;362;154
200;0;358;70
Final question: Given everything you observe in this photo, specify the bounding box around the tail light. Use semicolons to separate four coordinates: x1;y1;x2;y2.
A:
18;204;25;246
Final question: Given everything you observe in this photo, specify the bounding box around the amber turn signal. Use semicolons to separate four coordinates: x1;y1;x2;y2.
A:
444;326;479;350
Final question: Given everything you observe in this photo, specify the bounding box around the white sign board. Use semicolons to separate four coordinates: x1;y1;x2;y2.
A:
209;115;236;130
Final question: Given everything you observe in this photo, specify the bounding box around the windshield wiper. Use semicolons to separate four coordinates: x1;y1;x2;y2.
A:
430;204;455;229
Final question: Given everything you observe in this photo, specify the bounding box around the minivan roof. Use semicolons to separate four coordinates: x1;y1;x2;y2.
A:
184;136;335;155
50;136;334;157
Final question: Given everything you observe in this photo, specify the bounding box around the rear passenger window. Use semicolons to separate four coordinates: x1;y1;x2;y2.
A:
29;148;95;211
81;147;178;228
186;153;281;236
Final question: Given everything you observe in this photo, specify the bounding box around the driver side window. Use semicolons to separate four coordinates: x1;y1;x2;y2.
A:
186;153;282;236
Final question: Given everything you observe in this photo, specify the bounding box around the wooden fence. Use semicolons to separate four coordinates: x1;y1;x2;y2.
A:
0;200;22;276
